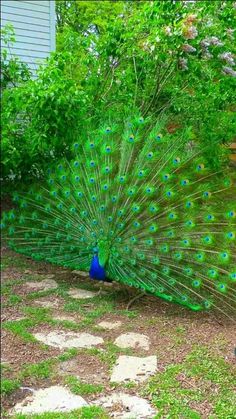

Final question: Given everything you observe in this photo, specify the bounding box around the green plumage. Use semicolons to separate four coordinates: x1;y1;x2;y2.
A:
1;117;236;312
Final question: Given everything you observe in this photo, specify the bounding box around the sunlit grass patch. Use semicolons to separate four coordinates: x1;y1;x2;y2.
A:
144;345;236;418
20;359;56;380
65;375;104;396
1;255;29;270
14;406;109;419
1;378;21;396
57;348;79;362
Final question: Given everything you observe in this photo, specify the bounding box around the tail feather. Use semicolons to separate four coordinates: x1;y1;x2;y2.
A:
2;116;236;313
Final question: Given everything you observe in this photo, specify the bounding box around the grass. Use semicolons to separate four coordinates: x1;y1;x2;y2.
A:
2;305;54;342
57;348;79;362
21;359;56;380
65;376;104;396
97;341;133;368
1;255;29;270
7;294;23;306
14;406;109;419
1;378;21;396
144;345;236;418
2;319;38;342
26;289;58;300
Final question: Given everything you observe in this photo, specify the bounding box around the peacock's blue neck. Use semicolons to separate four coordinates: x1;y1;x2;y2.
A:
89;254;106;281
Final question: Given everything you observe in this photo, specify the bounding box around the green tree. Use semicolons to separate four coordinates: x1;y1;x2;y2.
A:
2;1;235;190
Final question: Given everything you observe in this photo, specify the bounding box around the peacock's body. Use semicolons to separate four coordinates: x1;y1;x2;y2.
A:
2;117;236;312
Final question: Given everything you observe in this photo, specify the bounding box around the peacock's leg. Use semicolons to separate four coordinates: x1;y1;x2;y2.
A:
126;291;146;310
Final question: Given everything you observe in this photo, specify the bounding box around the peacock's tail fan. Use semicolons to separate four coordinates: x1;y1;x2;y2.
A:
1;116;236;313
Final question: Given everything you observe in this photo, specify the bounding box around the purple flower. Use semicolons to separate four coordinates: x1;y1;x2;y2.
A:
179;57;188;70
222;66;236;77
218;52;235;66
182;44;197;53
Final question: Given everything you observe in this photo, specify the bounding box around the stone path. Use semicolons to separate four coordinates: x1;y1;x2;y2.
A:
110;355;157;383
98;320;122;330
34;297;61;308
71;270;89;277
67;287;98;299
11;386;88;415
33;330;104;349
52;314;77;322
9;287;158;417
114;333;150;350
94;393;156;419
25;277;58;291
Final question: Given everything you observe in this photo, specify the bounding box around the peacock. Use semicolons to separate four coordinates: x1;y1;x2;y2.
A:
1;116;236;313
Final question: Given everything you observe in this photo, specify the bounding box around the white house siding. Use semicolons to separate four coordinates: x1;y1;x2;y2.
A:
1;0;55;72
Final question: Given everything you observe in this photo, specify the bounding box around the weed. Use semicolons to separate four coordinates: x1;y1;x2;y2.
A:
65;375;104;396
27;289;57;300
14;406;109;419
21;359;55;380
144;345;236;418
1;378;20;396
98;341;133;367
57;348;79;362
7;293;23;305
2;319;37;342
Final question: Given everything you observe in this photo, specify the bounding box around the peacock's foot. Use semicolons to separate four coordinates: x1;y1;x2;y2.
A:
126;292;146;310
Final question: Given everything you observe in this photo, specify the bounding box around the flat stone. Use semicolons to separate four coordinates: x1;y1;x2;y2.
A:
11;386;87;415
98;321;122;330
72;270;89;277
25;279;58;291
52;314;77;323
33;330;104;349
114;333;150;351
68;288;98;299
110;355;157;383
94;392;156;418
34;298;61;308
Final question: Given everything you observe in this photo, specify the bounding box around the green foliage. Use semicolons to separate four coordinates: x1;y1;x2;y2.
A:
55;0;236;168
14;406;109;419
1;52;85;190
21;359;55;380
7;293;22;306
1;24;31;91
144;345;236;418
2;1;235;191
65;375;104;396
1;378;20;396
57;348;79;362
